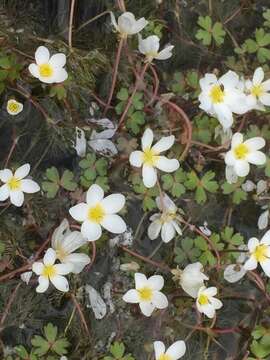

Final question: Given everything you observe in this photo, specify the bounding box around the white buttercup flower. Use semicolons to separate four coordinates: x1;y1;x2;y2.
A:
138;35;174;62
148;194;182;243
69;184;126;241
129;128;179;188
0;164;40;207
122;272;168;317
51;219;90;274
244;230;270;276
6;99;23;115
29;46;68;84
196;286;223;318
154;340;186;360
225;132;266;177
179;262;209;298
32;248;72;293
199;71;248;129
111;12;148;38
245;67;270;110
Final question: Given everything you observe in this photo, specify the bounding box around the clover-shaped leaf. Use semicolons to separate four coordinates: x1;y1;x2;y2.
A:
196;16;225;46
161;168;186;198
185;171;218;204
42;167;77;198
222;179;247;204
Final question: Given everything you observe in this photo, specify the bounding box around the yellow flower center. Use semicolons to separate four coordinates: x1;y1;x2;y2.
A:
7;176;21;191
209;85;224;104
88;204;105;223
42;265;56;278
142;147;159;166
160;212;176;224
39;63;53;77
253;244;269;262
198;293;209;305
159;355;172;360
251;84;263;98
7;101;20;114
233;143;249;160
138;286;153;301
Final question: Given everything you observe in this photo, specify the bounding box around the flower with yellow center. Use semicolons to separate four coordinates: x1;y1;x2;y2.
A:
69;184;126;242
178;262;209;298
196;286;223;319
0;163;40;207
153;340;186;360
110;12;148;38
129;128;179;188
245;67;270;111
244;230;270;277
225;132;266;177
199;71;249;130
148;193;182;243
6;99;23;115
29;46;68;84
122;273;168;317
51;219;90;274
32;248;73;293
138;35;174;63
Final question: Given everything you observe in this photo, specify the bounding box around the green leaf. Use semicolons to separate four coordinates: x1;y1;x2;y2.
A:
52;338;70;355
194;236;208;251
15;345;29;359
46;167;60;182
44;323;58;343
31;335;50;356
96;158;108;176
212;22;226;45
42;181;59;199
116;88;129;101
127;111;145;134
110;342;125;358
0;56;10;69
60;170;77;191
197;15;212;31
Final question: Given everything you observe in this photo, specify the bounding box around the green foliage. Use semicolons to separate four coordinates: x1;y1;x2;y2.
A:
221;227;244;261
42;167;77;198
174;237;201;264
237;28;270;63
79;152;109;191
195;16;226;46
115;88;145;134
192;115;218;144
131;173;158;211
103;341;135;360
185;171;218;204
170;70;199;98
0;52;22;94
161;168;186;198
49;85;67;100
263;9;270;28
221;179;247;204
145;20;165;37
195;233;224;266
248;325;270;359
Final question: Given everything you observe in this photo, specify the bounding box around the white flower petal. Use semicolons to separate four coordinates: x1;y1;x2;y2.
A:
260;93;270;106
0;169;13;182
172;220;182;235
54;68;68;83
20;179;40;193
61;231;86;253
142;128;153;150
14;164;30;179
152;291;168;309
214;103;233;129
44;248;56;266
110;11;118;30
161;222;176;243
51;219;70;249
231;133;243;148
63;253;90;273
219;70;239;88
35;46;50;65
234;160;250;177
166;341;186;360
0;184;10;201
50;274;69;292
246;151;266;165
204;287;217;297
155;46;174;60
261;230;270;245
139;301;155;316
244;257;257;271
10;190;24;207
135;273;148;288
148;219;162;240
49;53;66;68
86;184;104;205
142;164;157;188
28;63;39;78
148;275;164;291
253;67;264;85
101;194;125;214
138;35;160;55
260;258;270;277
155;156;179;173
122;289;140;303
247;237;259;252
133;17;148;34
81;220;102;241
32;262;44;275
101;214;127;234
54;263;73;275
224;151;235;166
201;304;215;318
156;193;177;212
244;137;265;151
224;264;247;283
69;203;88;222
211;297;223;310
36;276;49;293
129;150;143;167
152;135;175;153
154;341;165;359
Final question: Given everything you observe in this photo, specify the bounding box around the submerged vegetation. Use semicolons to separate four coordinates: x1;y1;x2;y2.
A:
1;0;270;359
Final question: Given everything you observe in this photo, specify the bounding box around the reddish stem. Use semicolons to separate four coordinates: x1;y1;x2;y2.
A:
0;283;21;331
70;293;90;336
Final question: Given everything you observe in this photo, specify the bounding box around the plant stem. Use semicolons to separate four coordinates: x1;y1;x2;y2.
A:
68;0;76;49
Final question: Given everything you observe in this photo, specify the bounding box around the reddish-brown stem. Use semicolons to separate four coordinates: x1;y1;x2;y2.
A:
70;293;90;336
117;0;126;11
68;0;76;49
119;245;170;272
104;37;125;115
4;128;17;167
117;62;150;130
147;63;160;106
0;283;21;331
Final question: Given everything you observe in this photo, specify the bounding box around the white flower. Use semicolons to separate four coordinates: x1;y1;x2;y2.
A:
223;264;246;283
225;165;238;184
110;12;148;38
225;133;266;177
129;128;179;188
120;261;140;272
6;99;23;115
258;209;269;230
20;271;33;285
32;248;72;293
199;71;248;129
0;164;40;207
73;127;86;157
154;340;186;360
51;219;90;274
122;273;168;317
148;194;182;243
138;35;174;62
242;180;256;192
245;67;270;110
244;230;270;276
29;46;68;84
69;184;126;241
196;286;223;318
179;262;209;298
